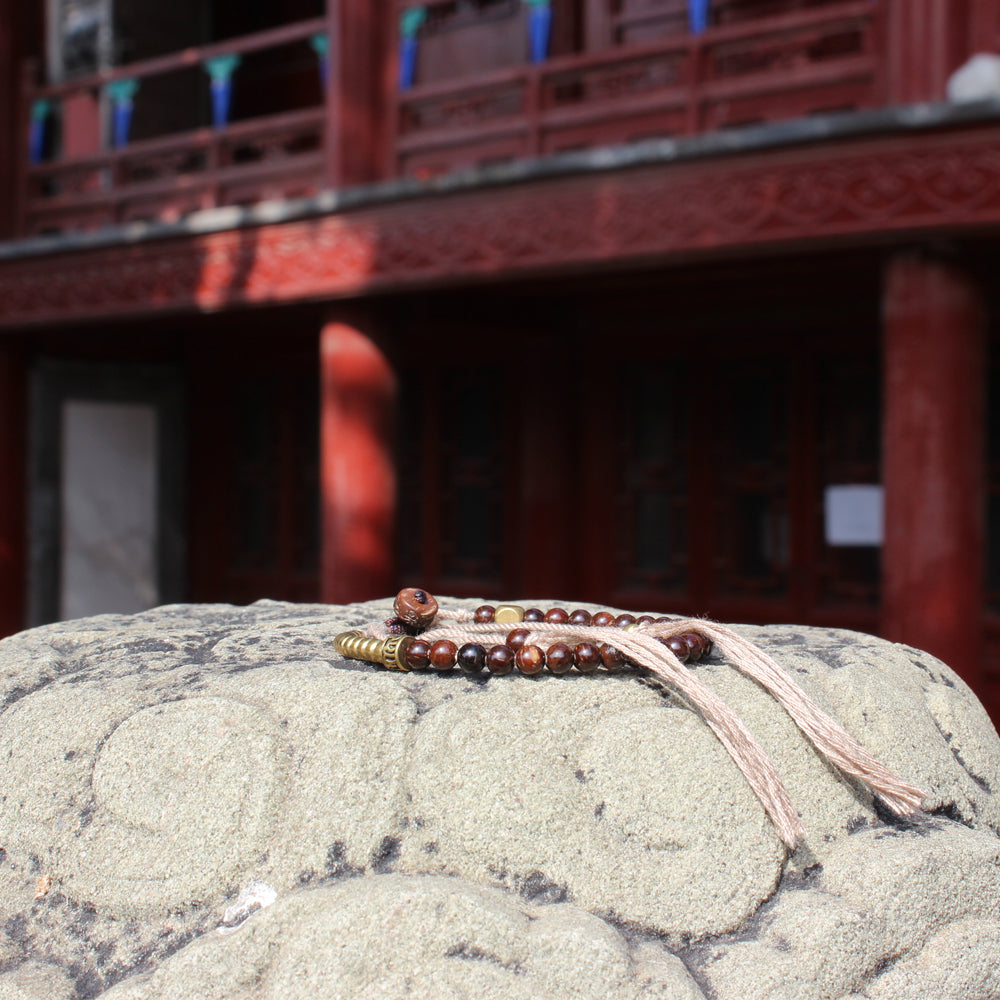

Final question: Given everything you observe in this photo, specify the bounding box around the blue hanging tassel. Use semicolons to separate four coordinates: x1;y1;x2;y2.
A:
204;54;241;129
688;0;710;34
525;0;552;64
106;78;139;148
28;99;51;164
310;32;330;89
399;7;426;91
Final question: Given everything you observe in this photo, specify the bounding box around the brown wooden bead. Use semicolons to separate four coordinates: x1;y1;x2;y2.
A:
655;616;672;623
600;643;625;671
405;639;431;670
458;642;487;674
429;639;458;671
544;607;569;624
487;645;515;675
680;632;706;660
473;605;496;624
569;609;592;626
506;628;530;651
661;636;690;663
394;587;439;628
614;613;637;627
574;642;602;672
523;608;545;622
636;615;656;626
592;611;615;627
546;642;575;674
516;645;546;676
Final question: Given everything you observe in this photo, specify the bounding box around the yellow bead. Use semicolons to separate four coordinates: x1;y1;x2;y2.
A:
494;604;525;624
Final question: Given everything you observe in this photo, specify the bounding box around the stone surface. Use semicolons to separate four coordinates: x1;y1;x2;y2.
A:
0;598;997;998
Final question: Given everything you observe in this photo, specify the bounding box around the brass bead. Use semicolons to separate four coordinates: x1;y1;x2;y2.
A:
494;604;526;624
333;630;414;671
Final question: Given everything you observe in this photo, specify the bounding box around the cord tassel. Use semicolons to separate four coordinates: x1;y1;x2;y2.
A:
347;600;928;849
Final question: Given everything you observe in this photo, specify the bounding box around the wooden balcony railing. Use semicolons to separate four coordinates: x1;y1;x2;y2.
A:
392;0;885;178
20;18;328;236
18;1;887;236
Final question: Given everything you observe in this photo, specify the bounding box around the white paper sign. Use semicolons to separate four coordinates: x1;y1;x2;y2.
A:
824;484;884;546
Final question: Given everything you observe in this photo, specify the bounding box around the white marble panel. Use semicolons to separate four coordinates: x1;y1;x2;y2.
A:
60;400;158;620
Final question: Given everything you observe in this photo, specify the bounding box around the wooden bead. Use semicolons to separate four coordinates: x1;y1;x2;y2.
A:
487;645;515;675
661;636;690;663
473;605;496;624
523;608;545;622
544;607;569;624
429;639;458;671
506;628;530;651
574;642;602;672
569;609;592;626
516;645;546;676
394;588;439;628
600;643;625;671
614;613;637;627
592;611;615;627
636;615;656;626
405;639;431;670
458;643;487;674
680;632;706;660
546;642;575;674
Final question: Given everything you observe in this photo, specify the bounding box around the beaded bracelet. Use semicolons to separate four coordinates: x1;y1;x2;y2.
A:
332;587;927;850
334;590;712;676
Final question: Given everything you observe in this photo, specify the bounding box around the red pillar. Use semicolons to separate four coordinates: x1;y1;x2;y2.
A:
884;0;968;104
0;341;26;637
881;251;985;687
319;317;397;604
324;0;387;188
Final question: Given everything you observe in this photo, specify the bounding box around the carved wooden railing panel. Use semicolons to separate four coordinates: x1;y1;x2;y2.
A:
22;19;328;236
393;0;883;177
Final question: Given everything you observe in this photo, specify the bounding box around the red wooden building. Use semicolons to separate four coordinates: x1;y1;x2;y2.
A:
1;0;999;716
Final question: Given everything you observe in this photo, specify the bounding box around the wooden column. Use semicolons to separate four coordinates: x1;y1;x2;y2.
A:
319;316;397;604
0;341;26;637
884;0;967;104
324;0;386;188
0;0;21;238
881;251;985;686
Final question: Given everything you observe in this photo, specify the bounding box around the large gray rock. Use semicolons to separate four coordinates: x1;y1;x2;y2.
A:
0;598;997;998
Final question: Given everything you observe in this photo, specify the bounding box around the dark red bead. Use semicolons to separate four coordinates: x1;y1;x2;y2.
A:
575;642;602;672
516;645;546;676
473;605;496;624
458;643;487;674
614;613;637;627
592;611;615;627
655;616;672;623
569;609;592;626
636;615;656;626
680;632;706;660
544;607;569;624
546;642;575;675
600;643;625;671
661;636;690;663
429;639;458;671
523;608;545;622
405;639;431;670
487;645;515;675
506;628;530;651
701;637;713;658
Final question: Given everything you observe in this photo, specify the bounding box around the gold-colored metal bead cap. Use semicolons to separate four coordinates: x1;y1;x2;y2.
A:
333;630;414;671
494;604;525;624
382;635;415;672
